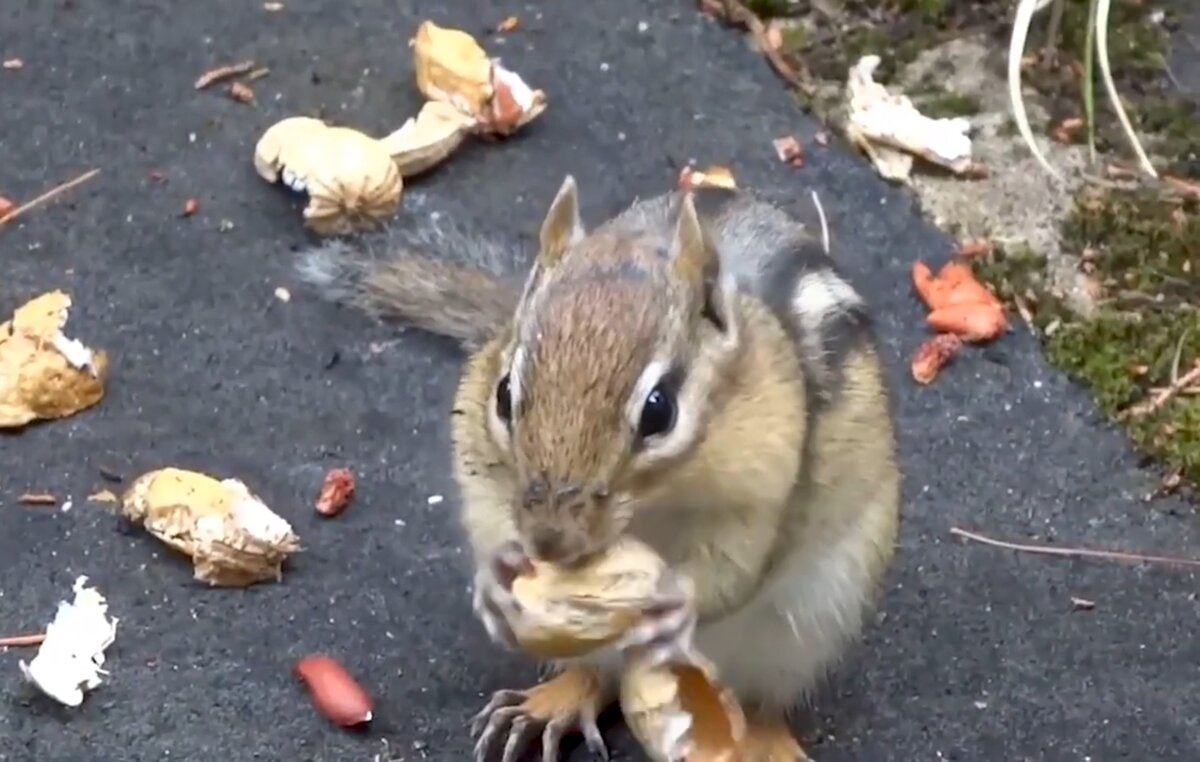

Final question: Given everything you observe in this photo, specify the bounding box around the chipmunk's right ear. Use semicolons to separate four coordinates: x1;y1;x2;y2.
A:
537;175;586;268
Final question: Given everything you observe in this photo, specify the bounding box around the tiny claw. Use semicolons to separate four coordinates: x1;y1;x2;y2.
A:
473;705;524;762
472;544;531;652
491;539;533;590
470;689;525;735
477;589;522;652
501;715;539;762
643;638;694;669
580;710;610;761
470;670;611;762
613;571;696;660
542;715;570;762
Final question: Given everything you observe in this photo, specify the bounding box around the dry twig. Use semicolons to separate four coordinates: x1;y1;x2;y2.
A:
194;60;255;90
951;527;1200;569
1119;361;1200;420
0;168;101;227
1163;175;1200;199
0;633;46;647
698;0;814;95
18;493;57;505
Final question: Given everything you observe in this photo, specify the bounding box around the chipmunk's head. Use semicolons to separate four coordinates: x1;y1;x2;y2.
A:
485;176;742;567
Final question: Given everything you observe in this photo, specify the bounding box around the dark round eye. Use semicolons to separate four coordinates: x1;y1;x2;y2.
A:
495;374;513;423
638;384;676;438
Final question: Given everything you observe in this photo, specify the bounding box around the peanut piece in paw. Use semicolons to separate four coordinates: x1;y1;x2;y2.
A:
471;666;613;762
620;653;747;762
507;537;669;659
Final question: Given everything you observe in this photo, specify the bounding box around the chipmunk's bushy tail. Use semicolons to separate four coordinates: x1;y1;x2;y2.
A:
295;219;523;351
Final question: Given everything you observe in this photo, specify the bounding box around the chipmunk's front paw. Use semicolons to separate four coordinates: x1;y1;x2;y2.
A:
470;667;611;762
472;540;533;652
613;567;697;665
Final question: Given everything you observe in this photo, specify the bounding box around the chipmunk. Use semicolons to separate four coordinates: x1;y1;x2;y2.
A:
296;176;902;762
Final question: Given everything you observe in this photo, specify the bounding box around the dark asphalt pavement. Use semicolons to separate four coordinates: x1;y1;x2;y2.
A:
2;1;1198;760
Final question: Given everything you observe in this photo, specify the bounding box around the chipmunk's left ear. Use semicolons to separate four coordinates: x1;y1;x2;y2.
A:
537;175;587;268
669;192;729;330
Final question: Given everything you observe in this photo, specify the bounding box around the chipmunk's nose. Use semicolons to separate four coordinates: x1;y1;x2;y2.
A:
528;526;569;563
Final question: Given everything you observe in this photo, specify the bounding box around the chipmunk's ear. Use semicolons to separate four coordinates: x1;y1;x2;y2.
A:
669;192;725;328
537;175;586;268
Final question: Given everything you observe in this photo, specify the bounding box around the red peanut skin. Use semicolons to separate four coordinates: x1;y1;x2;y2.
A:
295;654;373;727
926;303;1009;342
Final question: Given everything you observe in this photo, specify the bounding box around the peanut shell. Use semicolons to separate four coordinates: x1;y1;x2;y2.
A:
508;538;667;659
620;654;747;762
411;20;493;120
0;290;108;428
253;117;403;236
120;467;300;587
409;20;546;136
379;100;475;177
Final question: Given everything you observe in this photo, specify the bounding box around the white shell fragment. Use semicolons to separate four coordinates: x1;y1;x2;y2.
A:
18;575;119;708
844;54;974;182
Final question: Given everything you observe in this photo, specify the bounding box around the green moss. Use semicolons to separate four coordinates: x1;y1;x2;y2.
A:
1058;0;1168;76
974;188;1200;494
841;27;893;77
918;90;982;118
904;0;949;22
1133;96;1200;173
745;0;795;18
1064;188;1197;298
778;24;807;55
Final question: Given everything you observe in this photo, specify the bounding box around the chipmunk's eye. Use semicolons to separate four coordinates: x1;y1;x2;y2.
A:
496;374;513;423
637;383;676;438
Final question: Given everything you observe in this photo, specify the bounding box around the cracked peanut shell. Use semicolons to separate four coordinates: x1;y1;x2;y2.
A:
254;117;403;236
120;467;300;587
411;20;494;120
0;290;108;428
620;654;747;762
379;100;475;177
410;20;546;136
253;116;329;184
508;537;668;659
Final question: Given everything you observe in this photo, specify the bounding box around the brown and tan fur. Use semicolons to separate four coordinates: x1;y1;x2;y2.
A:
297;176;902;761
